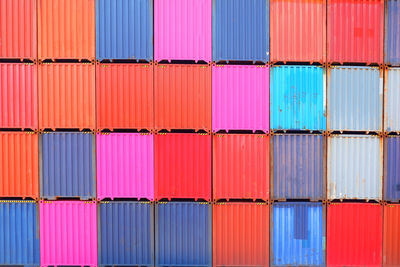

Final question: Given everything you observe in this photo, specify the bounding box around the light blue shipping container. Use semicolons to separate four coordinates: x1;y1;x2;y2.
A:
385;0;400;66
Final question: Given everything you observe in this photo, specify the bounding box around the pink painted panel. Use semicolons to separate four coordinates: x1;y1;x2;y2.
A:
212;65;269;132
154;0;212;62
39;201;97;267
97;133;154;200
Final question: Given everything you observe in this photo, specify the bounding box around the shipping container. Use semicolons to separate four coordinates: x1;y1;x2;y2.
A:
270;0;326;63
384;136;400;202
271;66;326;131
156;202;211;267
327;203;382;267
213;203;269;267
385;0;400;66
327;66;383;132
96;63;153;131
213;134;269;201
272;202;325;266
39;63;96;130
327;0;384;64
97;133;154;200
40;201;97;267
154;0;211;62
212;65;269;132
383;204;400;267
212;0;269;63
38;0;95;60
40;132;96;200
99;201;154;267
96;0;153;61
272;134;325;200
328;135;382;200
384;67;400;132
155;133;211;201
155;64;211;131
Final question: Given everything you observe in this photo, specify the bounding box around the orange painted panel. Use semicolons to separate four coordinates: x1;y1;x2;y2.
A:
383;204;400;267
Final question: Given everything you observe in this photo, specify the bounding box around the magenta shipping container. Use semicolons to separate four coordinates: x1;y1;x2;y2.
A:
40;201;97;267
96;133;154;200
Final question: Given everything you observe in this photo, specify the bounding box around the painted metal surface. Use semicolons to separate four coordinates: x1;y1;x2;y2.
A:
156;202;211;267
384;136;400;202
38;0;95;60
155;133;211;201
384;67;400;132
271;66;326;131
155;64;211;131
327;66;383;132
40;132;96;200
96;63;153;130
96;0;153;61
213;134;269;201
154;0;211;62
383;204;400;267
99;201;154;266
385;0;400;66
0;63;38;129
272;202;325;267
212;0;269;62
212;65;269;132
328;135;382;200
213;203;269;267
97;133;154;200
327;203;382;267
270;0;326;63
40;201;97;267
327;0;384;64
273;134;325;200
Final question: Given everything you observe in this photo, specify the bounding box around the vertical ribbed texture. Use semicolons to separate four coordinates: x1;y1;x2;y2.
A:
271;66;326;131
328;135;382;200
40;132;95;199
97;133;154;200
213;203;269;267
384;136;400;201
383;204;400;267
328;66;383;131
384;68;400;131
385;0;400;66
39;201;97;266
156;202;211;267
155;64;212;131
96;0;153;61
99;202;153;266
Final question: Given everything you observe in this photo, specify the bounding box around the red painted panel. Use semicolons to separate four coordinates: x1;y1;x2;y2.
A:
383;204;400;267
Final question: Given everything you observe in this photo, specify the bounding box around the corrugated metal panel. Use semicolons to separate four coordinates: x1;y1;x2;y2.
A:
213;203;269;267
383;204;400;267
40;201;97;266
154;0;211;62
385;0;400;66
271;66;326;131
273;134;325;200
384;136;400;202
155;133;211;201
96;63;153;131
97;133;154;200
0;0;37;59
327;203;382;267
328;135;382;200
270;0;326;63
327;66;383;132
99;202;154;266
212;0;269;62
39;63;96;130
327;0;384;64
40;132;96;199
212;65;269;132
0;63;38;129
156;202;211;267
155;64;211;131
0;132;39;199
272;202;325;266
38;0;95;60
213;134;269;201
96;0;153;61
384;67;400;132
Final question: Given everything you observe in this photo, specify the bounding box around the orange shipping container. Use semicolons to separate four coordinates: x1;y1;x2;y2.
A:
383;204;400;267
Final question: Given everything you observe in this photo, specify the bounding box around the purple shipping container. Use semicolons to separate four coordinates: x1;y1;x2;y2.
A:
384;136;400;202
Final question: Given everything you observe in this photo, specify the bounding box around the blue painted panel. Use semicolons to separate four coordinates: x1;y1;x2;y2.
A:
385;0;400;66
385;136;400;201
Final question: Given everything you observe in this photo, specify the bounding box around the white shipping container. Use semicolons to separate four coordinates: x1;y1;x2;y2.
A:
384;67;400;132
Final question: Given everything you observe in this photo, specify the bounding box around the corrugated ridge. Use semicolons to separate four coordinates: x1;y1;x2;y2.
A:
384;136;400;201
384;68;400;131
385;0;400;65
383;204;400;266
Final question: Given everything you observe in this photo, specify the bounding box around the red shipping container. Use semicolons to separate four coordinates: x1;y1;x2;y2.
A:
327;203;382;267
155;133;211;201
383;204;400;267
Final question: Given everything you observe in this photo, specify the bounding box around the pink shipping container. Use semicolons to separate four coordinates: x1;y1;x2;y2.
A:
96;133;154;200
40;201;97;267
212;65;269;132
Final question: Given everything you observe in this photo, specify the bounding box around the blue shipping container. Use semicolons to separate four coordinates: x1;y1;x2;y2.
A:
272;202;325;267
212;0;269;63
385;136;400;202
156;202;211;267
385;0;400;66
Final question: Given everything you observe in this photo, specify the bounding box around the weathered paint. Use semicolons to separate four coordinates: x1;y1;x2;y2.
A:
385;0;400;66
384;67;400;132
384;136;400;202
383;204;400;267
